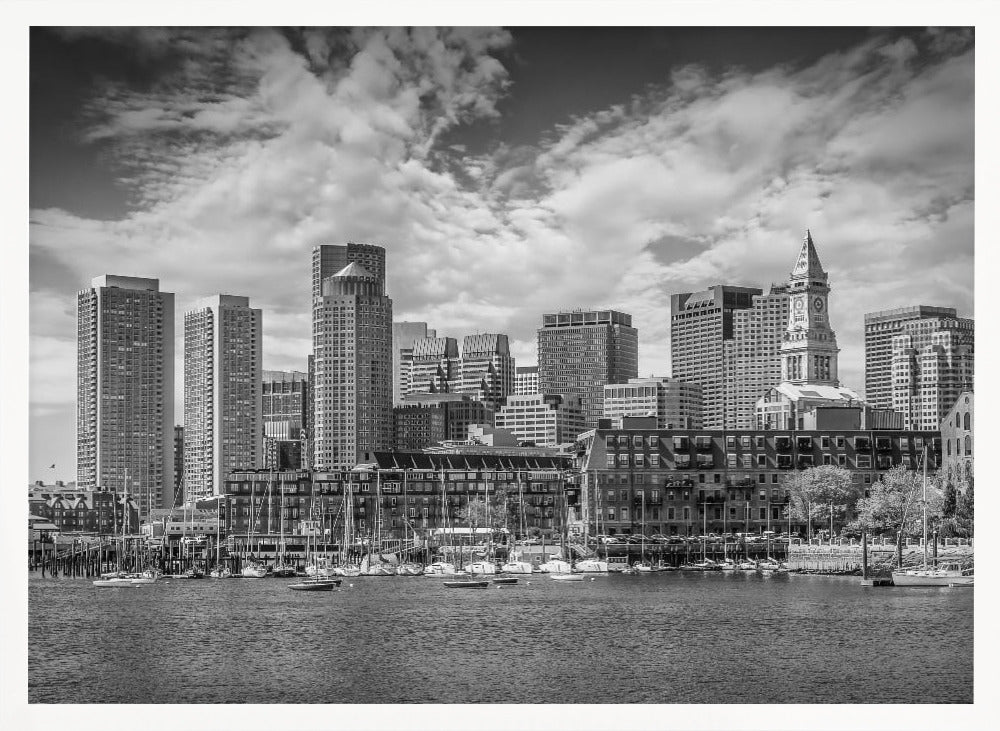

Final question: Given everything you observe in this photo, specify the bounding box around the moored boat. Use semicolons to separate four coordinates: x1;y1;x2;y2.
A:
443;580;489;589
424;561;457;577
574;559;608;573
466;561;497;575
500;560;534;574
241;562;268;578
93;577;134;588
492;576;518;585
289;577;341;592
550;572;584;582
892;563;965;587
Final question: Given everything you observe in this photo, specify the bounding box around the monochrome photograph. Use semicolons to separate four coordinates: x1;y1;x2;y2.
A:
8;7;987;730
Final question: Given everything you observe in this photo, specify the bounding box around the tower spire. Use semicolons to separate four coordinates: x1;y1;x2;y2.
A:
790;229;826;281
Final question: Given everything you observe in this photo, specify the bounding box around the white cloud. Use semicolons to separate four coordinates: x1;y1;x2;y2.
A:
31;27;974;423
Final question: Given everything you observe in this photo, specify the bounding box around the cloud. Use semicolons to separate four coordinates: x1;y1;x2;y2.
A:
30;26;973;429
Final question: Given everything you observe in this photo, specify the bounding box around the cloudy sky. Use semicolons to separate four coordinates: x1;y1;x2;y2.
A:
29;26;974;482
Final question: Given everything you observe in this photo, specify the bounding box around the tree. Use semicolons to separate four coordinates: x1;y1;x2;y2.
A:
785;465;860;540
847;465;943;567
941;480;958;518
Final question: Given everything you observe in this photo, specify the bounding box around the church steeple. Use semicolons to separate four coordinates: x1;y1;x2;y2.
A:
790;229;827;284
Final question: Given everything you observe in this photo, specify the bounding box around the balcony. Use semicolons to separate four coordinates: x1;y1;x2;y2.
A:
875;455;893;470
774;436;792;451
854;437;871;452
695;454;714;469
874;437;892;452
776;454;793;469
674;455;692;469
797;455;815;468
796;436;812;451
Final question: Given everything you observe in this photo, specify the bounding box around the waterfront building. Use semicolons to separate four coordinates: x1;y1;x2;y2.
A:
940;390;973;491
76;275;174;519
29;482;138;534
496;393;588;447
393;402;448;451
602;377;704;430
671;285;761;429
393;322;436;405
755;232;862;430
262;370;309;469
864;305;958;411
575;421;942;538
174;426;184;503
538;309;638;429
408;337;461;395
515;365;539;395
890;315;974;431
183;295;263;500
722;285;790;429
223;451;575;541
457;333;515;410
313;259;393;469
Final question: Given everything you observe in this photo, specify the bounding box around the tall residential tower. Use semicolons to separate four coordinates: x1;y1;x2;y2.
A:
77;275;174;519
183;295;262;499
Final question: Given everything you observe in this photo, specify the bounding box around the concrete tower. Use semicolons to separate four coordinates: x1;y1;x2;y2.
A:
781;231;840;386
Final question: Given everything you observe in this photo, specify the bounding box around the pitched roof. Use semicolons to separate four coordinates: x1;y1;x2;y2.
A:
333;262;375;279
790;230;827;281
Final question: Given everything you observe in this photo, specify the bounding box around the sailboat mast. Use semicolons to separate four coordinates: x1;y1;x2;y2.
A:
922;445;928;569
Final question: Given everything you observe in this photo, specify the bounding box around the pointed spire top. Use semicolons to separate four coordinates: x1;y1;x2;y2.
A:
790;229;827;281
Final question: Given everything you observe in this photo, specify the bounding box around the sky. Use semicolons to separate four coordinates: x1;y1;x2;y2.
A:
28;26;975;484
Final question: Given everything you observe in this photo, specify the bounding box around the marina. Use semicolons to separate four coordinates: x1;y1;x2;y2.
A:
28;570;972;704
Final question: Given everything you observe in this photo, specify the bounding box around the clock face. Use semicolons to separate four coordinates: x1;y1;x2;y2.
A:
793;297;805;311
812;296;825;312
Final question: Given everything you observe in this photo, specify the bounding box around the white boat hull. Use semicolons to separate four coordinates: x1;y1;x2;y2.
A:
892;569;963;587
500;561;534;574
574;560;608;573
467;562;497;575
551;573;584;582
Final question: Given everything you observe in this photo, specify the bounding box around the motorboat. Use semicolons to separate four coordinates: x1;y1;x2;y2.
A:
538;559;572;574
492;576;518;585
288;577;341;592
130;570;159;584
443;579;489;589
241;562;268;578
93;577;134;588
550;572;584;582
395;562;424;576
893;563;966;587
208;567;231;579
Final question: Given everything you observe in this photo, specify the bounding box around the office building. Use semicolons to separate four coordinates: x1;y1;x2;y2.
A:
183;295;263;500
603;377;704;430
401;392;495;442
313;260;393;469
864;306;958;410
671;286;761;429
722;285;789;429
393;402;448;451
77;275;174;520
263;370;309;470
457;333;515;409
515;365;539;395
495;393;588;447
393;322;436;405
891;316;974;430
538;310;638;429
408;337;461;395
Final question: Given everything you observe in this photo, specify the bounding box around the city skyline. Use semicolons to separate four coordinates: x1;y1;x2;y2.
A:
29;27;974;481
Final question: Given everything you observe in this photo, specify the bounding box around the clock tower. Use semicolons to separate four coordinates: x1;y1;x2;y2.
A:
781;231;840;385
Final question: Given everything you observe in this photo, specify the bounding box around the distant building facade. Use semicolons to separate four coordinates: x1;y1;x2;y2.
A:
671;285;761;430
30;482;139;535
183;295;263;500
262;370;309;469
864;305;958;411
76;275;174;520
722;284;789;429
457;333;515;409
174;426;184;503
393;402;448;451
890;315;974;431
495;393;587;447
603;377;704;430
393;322;436;405
515;365;539;395
408;337;461;395
538;309;638;429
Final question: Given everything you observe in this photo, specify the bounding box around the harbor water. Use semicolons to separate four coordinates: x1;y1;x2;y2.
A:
28;572;972;704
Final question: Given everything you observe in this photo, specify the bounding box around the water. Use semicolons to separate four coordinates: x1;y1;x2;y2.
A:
28;572;972;704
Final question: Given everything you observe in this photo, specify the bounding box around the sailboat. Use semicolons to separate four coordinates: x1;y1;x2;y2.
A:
241;478;268;578
892;447;968;587
95;485;141;586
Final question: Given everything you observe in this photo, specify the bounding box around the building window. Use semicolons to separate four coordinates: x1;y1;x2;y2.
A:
836;436;845;448
963;412;971;431
821;436;830;449
757;455;767;467
650;454;660;467
618;454;629;466
856;455;872;469
965;435;972;456
758;474;766;484
837;454;847;467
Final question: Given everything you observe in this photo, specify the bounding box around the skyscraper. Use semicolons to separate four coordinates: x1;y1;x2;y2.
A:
891;315;974;430
183;295;262;500
538;310;638;428
312;243;386;302
392;321;436;405
457;333;515;409
408;337;461;395
864;305;959;409
313;260;393;469
670;285;761;429
722;284;789;429
77;275;174;519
